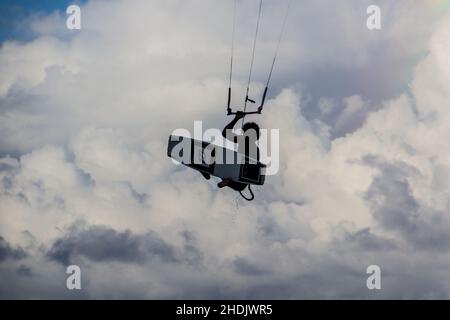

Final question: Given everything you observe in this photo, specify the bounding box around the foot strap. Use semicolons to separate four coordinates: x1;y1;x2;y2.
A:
239;185;255;201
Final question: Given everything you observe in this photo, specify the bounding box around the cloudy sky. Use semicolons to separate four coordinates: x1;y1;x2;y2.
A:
1;0;450;299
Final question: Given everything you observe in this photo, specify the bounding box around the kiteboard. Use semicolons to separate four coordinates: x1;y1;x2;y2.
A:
167;135;265;186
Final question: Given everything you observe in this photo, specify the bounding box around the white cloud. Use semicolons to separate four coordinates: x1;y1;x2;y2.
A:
1;0;450;299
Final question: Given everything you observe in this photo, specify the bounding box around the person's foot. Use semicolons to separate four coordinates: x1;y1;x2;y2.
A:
200;171;211;180
218;177;232;188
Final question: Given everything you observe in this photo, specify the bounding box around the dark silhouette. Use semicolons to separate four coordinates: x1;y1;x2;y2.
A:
201;111;260;193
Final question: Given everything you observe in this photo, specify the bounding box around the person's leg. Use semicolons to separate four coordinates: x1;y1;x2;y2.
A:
218;178;248;192
218;177;232;188
228;181;248;192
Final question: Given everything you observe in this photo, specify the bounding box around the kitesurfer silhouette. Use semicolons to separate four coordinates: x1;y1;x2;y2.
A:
200;111;260;193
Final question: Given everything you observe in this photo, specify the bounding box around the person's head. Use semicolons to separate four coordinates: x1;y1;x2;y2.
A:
242;122;260;141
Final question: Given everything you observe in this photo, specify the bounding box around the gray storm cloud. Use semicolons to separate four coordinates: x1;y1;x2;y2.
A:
1;0;450;299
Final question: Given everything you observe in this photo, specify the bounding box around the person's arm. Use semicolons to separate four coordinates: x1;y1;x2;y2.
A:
222;111;245;140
